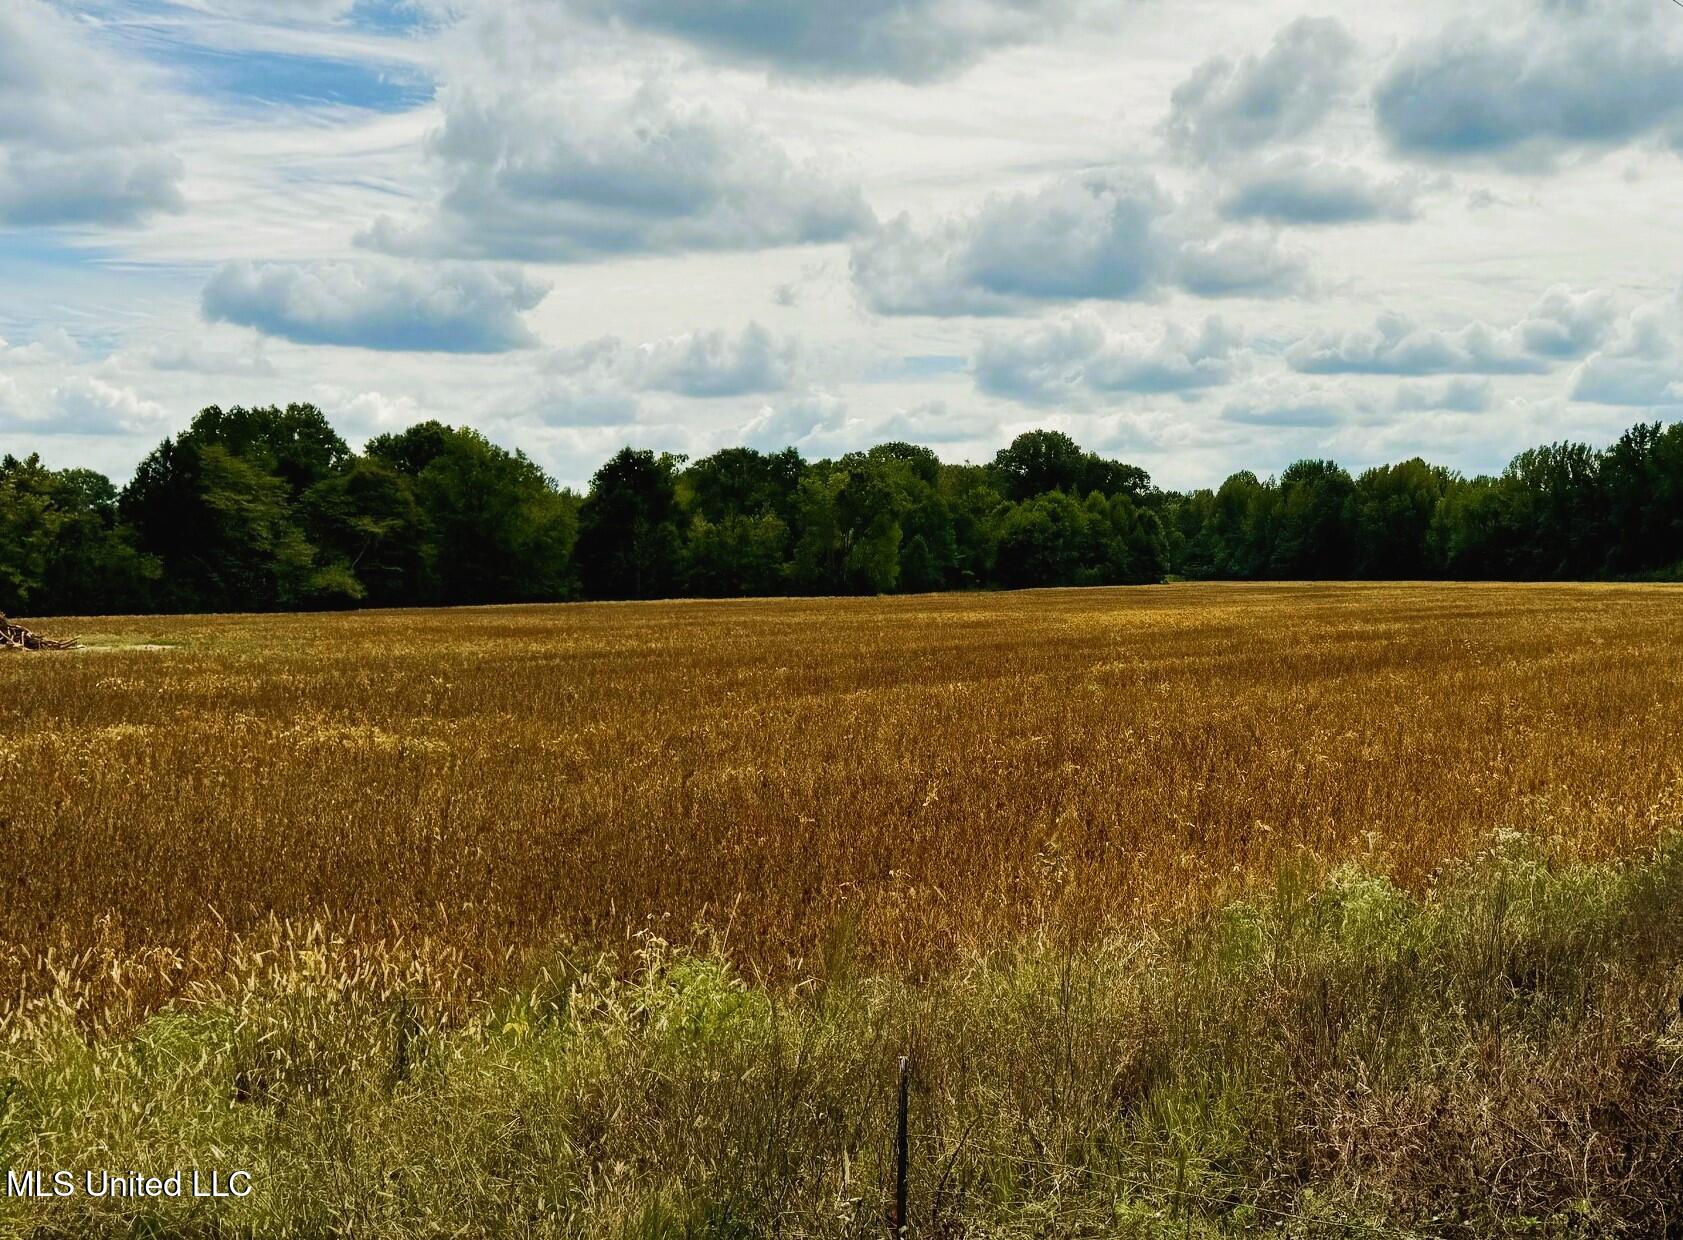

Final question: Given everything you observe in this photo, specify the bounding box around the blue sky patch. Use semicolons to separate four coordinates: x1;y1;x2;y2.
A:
159;42;433;112
347;0;437;36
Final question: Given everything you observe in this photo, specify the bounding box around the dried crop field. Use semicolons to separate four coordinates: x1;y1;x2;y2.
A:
4;581;1681;1021
6;582;1683;1237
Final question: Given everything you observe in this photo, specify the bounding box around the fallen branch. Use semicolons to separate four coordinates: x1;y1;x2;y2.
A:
0;614;79;651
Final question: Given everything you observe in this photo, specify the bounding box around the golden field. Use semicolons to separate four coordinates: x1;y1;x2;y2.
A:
4;581;1681;1020
4;582;1683;1238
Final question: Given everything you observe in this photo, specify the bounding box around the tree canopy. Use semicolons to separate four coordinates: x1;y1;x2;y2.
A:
4;407;1682;616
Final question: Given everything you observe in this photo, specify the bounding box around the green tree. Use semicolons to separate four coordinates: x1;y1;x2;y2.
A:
681;446;806;527
1083;491;1169;585
575;448;683;600
870;445;957;591
992;430;1150;502
1271;459;1355;578
788;454;927;595
299;458;431;607
1503;441;1605;578
992;430;1088;500
22;415;1683;613
1349;459;1455;579
1164;488;1217;578
0;456;58;612
831;452;923;594
1429;476;1517;579
846;511;903;593
1204;471;1277;579
369;422;578;604
684;512;789;597
995;491;1087;588
121;411;353;611
789;469;849;593
1;456;157;615
1600;422;1683;575
182;403;350;497
938;464;1005;588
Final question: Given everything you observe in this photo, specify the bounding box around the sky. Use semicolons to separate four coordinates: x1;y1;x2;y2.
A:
2;0;1682;491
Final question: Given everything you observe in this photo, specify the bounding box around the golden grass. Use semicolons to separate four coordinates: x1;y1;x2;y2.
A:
4;582;1682;1020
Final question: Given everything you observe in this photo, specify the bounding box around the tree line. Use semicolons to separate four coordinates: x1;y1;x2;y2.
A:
2;404;1680;615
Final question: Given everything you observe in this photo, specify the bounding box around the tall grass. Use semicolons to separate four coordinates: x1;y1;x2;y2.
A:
3;834;1680;1237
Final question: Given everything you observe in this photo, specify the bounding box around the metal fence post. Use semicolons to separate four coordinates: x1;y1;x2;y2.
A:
893;1055;911;1237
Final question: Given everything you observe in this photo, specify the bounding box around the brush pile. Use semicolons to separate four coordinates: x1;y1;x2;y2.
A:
0;614;78;650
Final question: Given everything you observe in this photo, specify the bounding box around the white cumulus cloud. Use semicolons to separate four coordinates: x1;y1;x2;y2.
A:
563;0;1091;82
852;170;1307;316
1375;2;1683;166
1164;17;1357;161
201;260;551;353
0;1;185;226
361;83;874;262
975;314;1245;404
1569;289;1683;408
1288;289;1615;377
1219;156;1422;226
